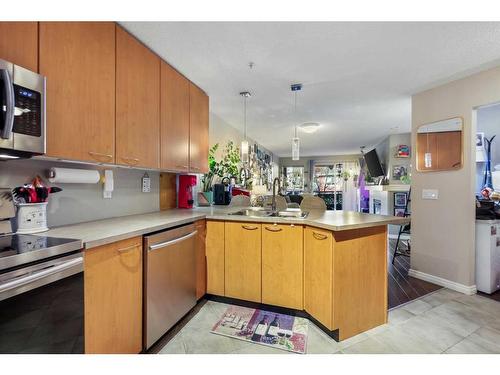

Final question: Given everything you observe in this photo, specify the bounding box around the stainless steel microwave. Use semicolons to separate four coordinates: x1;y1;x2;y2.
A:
0;58;45;159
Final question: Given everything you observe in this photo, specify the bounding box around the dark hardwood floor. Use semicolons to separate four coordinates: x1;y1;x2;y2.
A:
387;239;443;309
478;290;500;302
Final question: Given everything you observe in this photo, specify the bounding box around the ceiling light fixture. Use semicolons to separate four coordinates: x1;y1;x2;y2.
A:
299;122;320;134
240;91;251;164
291;83;302;161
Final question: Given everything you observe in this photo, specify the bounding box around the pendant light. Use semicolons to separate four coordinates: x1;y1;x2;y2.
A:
240;91;251;163
291;83;302;161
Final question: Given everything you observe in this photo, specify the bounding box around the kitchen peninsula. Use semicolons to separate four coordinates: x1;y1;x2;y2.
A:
45;207;407;344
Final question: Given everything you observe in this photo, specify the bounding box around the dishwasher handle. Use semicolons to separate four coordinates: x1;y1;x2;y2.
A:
148;230;198;252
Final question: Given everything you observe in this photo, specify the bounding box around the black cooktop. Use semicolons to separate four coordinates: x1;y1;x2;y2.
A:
0;234;82;271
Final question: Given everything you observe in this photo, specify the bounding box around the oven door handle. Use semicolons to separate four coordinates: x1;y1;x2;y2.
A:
0;257;83;294
0;69;15;140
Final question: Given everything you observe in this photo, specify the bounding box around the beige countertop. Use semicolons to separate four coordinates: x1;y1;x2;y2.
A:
45;206;409;249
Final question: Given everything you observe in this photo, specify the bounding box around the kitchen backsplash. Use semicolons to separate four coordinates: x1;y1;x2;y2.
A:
0;158;160;228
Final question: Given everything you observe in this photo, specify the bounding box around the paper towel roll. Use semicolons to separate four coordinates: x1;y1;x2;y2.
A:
49;168;101;184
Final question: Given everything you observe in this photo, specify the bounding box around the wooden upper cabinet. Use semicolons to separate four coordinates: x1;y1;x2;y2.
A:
0;22;38;71
116;26;160;169
39;22;116;163
160;62;190;172
189;83;209;174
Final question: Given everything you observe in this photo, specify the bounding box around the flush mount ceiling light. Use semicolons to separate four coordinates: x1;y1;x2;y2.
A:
240;91;251;164
299;122;320;134
291;83;302;161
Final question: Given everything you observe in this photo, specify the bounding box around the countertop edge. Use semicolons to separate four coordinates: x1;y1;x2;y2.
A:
47;209;409;250
83;214;207;249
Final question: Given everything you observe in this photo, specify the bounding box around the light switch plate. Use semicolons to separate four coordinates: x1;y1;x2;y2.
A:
422;189;439;200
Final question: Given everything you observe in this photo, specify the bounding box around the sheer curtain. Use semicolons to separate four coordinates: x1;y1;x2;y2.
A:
343;160;360;211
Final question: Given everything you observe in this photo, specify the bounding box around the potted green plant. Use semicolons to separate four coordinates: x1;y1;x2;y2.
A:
200;141;241;204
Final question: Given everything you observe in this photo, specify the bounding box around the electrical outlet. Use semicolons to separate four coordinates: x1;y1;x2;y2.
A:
142;173;151;193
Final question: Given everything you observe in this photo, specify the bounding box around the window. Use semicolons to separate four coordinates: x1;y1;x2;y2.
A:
312;164;344;192
283;166;304;192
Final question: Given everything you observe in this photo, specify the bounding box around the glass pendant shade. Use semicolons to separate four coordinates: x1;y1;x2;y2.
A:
292;137;300;161
241;139;249;163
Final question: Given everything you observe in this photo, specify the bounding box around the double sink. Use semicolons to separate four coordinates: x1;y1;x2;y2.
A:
227;208;309;219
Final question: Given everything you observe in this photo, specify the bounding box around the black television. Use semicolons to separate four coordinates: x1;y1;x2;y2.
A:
363;149;385;177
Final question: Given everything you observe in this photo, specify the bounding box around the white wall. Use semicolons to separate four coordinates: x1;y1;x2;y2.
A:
0;159;159;228
411;64;500;288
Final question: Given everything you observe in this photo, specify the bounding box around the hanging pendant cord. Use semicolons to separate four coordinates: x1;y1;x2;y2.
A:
294;91;298;138
243;96;247;140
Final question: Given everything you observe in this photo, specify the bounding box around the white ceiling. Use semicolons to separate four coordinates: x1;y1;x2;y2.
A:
120;22;500;157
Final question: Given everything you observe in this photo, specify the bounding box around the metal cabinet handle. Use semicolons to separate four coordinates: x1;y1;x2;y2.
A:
312;231;328;240
148;231;198;251
88;151;113;160
265;226;282;232
121;156;140;165
242;225;259;231
117;244;139;253
0;69;15;140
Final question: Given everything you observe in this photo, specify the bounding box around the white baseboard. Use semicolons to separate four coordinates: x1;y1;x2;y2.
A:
408;269;477;295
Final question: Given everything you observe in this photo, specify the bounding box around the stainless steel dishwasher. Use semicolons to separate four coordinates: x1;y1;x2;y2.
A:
143;223;197;350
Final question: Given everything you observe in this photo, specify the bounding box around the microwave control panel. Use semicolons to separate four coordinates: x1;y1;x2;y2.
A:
12;84;42;137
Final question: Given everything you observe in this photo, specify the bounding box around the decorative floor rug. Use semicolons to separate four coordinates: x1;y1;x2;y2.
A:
211;305;309;354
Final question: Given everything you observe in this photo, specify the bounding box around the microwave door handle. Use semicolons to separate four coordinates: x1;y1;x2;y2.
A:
0;69;15;140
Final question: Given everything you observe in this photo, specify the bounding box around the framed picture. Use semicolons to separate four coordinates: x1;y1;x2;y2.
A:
392;165;408;180
476;133;485;151
394;192;407;207
394;207;406;217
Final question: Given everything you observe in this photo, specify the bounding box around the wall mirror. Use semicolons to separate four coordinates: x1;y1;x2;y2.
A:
416;117;463;172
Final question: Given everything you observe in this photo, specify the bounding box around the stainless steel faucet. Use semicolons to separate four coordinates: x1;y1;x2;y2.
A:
272;177;280;212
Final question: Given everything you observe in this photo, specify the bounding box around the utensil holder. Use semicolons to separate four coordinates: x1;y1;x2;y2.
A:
16;202;49;234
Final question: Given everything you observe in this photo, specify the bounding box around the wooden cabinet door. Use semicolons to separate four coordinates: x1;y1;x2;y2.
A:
262;224;303;309
160;62;190;172
39;22;115;163
0;22;38;71
189;83;209;174
224;222;261;302
195;219;207;299
116;25;160;169
84;237;143;354
304;226;333;329
206;220;225;296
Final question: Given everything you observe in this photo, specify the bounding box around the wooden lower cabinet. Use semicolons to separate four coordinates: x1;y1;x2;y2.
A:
84;237;143;354
195;219;207;299
262;224;303;309
332;226;388;340
304;226;334;330
224;222;261;302
206;220;225;295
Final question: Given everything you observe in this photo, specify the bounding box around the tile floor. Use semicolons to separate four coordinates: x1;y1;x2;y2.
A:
158;288;500;354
